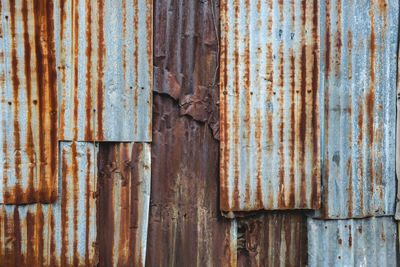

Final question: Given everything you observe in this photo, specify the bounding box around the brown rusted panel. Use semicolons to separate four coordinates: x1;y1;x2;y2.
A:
220;0;321;212
0;141;97;266
97;142;151;267
56;0;152;142
146;94;236;267
0;0;58;204
237;212;308;267
153;0;220;139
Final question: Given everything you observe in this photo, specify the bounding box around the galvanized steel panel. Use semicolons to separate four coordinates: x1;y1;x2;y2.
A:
237;213;307;267
0;0;58;204
315;0;398;219
308;216;398;266
220;0;320;211
0;141;97;266
97;142;151;267
56;0;152;142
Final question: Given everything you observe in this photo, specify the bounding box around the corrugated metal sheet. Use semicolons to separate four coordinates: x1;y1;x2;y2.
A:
308;216;399;266
315;0;398;219
55;0;152;142
0;0;58;204
153;0;220;138
146;94;236;267
237;213;307;267
220;0;321;211
0;141;97;266
96;142;151;267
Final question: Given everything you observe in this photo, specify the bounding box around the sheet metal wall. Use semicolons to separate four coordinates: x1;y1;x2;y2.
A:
220;0;321;211
97;142;151;267
55;0;152;142
315;0;398;219
0;141;97;266
308;217;398;266
0;0;58;204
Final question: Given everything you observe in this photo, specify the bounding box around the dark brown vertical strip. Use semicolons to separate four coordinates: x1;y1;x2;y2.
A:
97;143;115;267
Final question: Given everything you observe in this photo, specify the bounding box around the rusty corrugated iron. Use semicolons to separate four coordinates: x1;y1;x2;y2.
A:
220;0;321;211
96;142;151;267
146;94;236;267
315;0;398;219
0;0;58;204
0;141;97;266
237;213;307;267
308;216;399;266
153;0;220;139
56;0;152;142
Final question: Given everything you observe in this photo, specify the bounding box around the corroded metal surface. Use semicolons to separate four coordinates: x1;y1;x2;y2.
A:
146;94;236;267
153;0;220;139
308;216;398;266
0;141;98;266
316;0;398;219
237;213;307;267
56;0;152;142
220;0;320;211
0;0;58;204
97;142;151;267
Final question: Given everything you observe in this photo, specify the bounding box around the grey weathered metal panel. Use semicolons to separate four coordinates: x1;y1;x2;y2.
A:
56;0;152;142
315;0;398;219
96;142;151;267
0;141;98;266
307;216;398;266
0;0;58;204
220;0;320;211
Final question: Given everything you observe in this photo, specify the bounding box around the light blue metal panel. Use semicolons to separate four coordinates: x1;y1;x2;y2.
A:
308;216;398;266
56;0;152;142
220;0;320;211
316;0;398;219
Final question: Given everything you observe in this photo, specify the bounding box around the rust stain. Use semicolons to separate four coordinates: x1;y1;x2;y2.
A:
84;0;93;141
96;0;105;141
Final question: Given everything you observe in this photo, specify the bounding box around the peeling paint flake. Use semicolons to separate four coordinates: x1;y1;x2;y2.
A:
220;0;321;211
